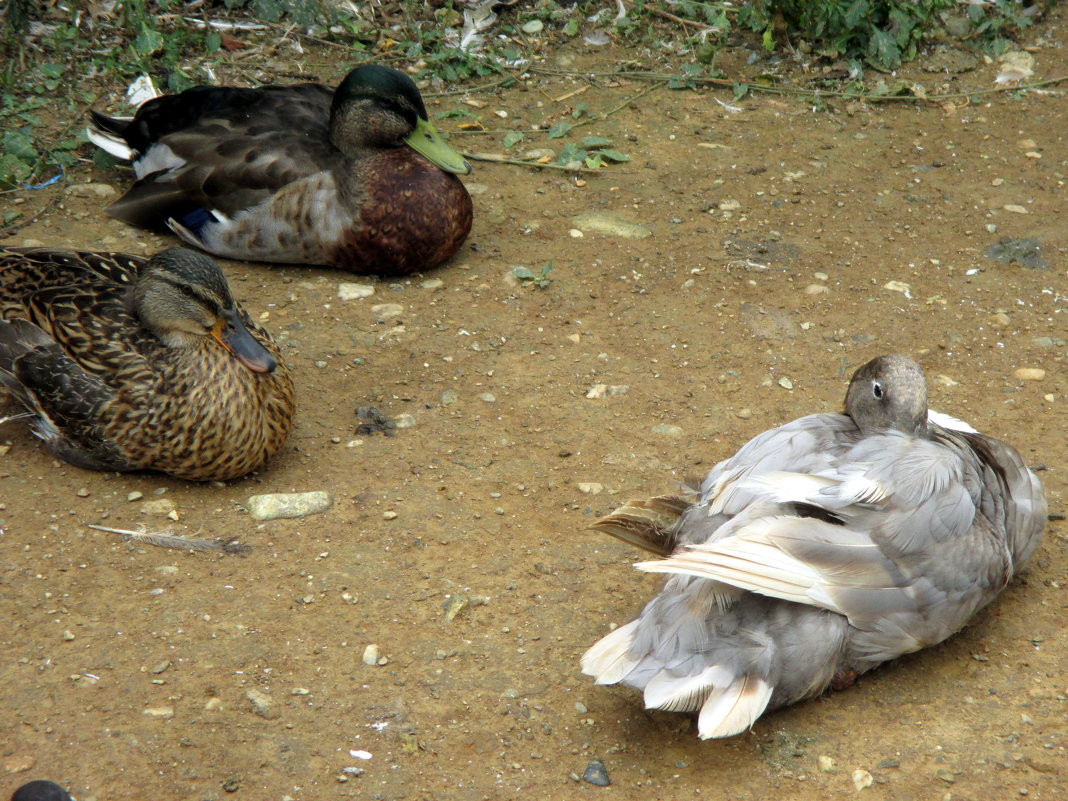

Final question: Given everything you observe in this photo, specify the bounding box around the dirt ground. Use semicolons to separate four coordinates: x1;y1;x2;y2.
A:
2;9;1067;801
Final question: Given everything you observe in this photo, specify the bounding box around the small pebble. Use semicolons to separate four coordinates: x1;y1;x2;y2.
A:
338;282;375;300
586;384;630;399
246;491;333;521
883;280;912;295
818;755;836;772
570;211;651;240
141;498;176;517
778;377;794;390
737;408;753;419
204;697;224;711
583;757;611;787
142;706;175;719
852;769;874;791
651;423;684;438
442;595;469;623
393;413;416;429
383;511;398;520
577;482;603;495
245;689;278;719
66;182;117;200
421;278;444;291
75;488;89;498
62;630;75;641
1002;204;1028;214
127;491;143;502
440;390;459;406
521;18;543;33
371;302;404;321
479;393;496;403
362;644;381;665
1014;367;1045;381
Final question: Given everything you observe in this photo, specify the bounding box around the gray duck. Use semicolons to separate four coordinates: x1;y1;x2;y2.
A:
0;246;294;481
87;64;473;277
582;354;1046;738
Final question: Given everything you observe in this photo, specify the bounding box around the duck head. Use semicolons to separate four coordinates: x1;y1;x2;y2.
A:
331;64;472;174
844;354;929;437
129;248;277;374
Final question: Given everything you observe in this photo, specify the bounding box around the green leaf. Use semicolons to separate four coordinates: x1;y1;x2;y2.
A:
563;18;579;36
133;22;164;55
584;153;604;169
38;63;65;79
0;153;32;189
867;28;901;70
581;136;611;147
503;131;525;148
556;143;586;166
762;27;775;52
205;30;222;52
167;70;195;92
511;266;535;280
548;121;573;139
571;101;589;119
2;129;37;162
594;149;630;163
732;82;750;100
844;0;868;30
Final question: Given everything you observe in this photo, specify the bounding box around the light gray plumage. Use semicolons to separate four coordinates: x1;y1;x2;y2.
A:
582;354;1046;739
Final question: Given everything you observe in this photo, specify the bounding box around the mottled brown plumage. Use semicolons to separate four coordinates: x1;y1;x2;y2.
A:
88;64;473;277
0;247;295;481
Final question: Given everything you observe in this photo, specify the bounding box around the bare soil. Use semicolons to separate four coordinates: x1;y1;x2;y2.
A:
2;11;1067;801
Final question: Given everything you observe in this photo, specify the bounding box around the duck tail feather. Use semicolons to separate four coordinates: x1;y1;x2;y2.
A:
697;673;774;739
589;495;691;556
643;663;734;712
581;619;641;685
86;121;136;161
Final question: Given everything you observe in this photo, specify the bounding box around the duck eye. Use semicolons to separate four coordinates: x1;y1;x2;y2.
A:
872;381;884;399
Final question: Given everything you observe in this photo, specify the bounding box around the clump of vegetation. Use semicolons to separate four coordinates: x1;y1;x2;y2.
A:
0;0;1056;192
734;0;1054;71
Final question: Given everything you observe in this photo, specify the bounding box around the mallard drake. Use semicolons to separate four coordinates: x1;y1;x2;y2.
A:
0;247;295;481
87;64;473;277
582;354;1046;739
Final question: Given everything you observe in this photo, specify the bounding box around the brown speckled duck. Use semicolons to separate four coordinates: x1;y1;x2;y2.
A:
87;64;473;277
0;247;294;481
582;355;1046;738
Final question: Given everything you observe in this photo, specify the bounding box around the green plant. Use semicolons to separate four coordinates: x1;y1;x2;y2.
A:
512;264;553;288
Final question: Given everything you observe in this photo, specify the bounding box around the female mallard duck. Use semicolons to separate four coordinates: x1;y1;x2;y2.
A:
87;64;473;277
0;247;295;481
582;354;1046;739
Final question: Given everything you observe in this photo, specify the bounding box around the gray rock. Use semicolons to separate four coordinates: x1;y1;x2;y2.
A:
583;757;611;786
571;211;651;240
246;689;278;720
246;491;333;521
651;423;684;438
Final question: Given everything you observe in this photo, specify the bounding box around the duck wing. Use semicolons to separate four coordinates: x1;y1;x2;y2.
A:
0;318;131;471
636;431;1034;661
94;84;340;225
